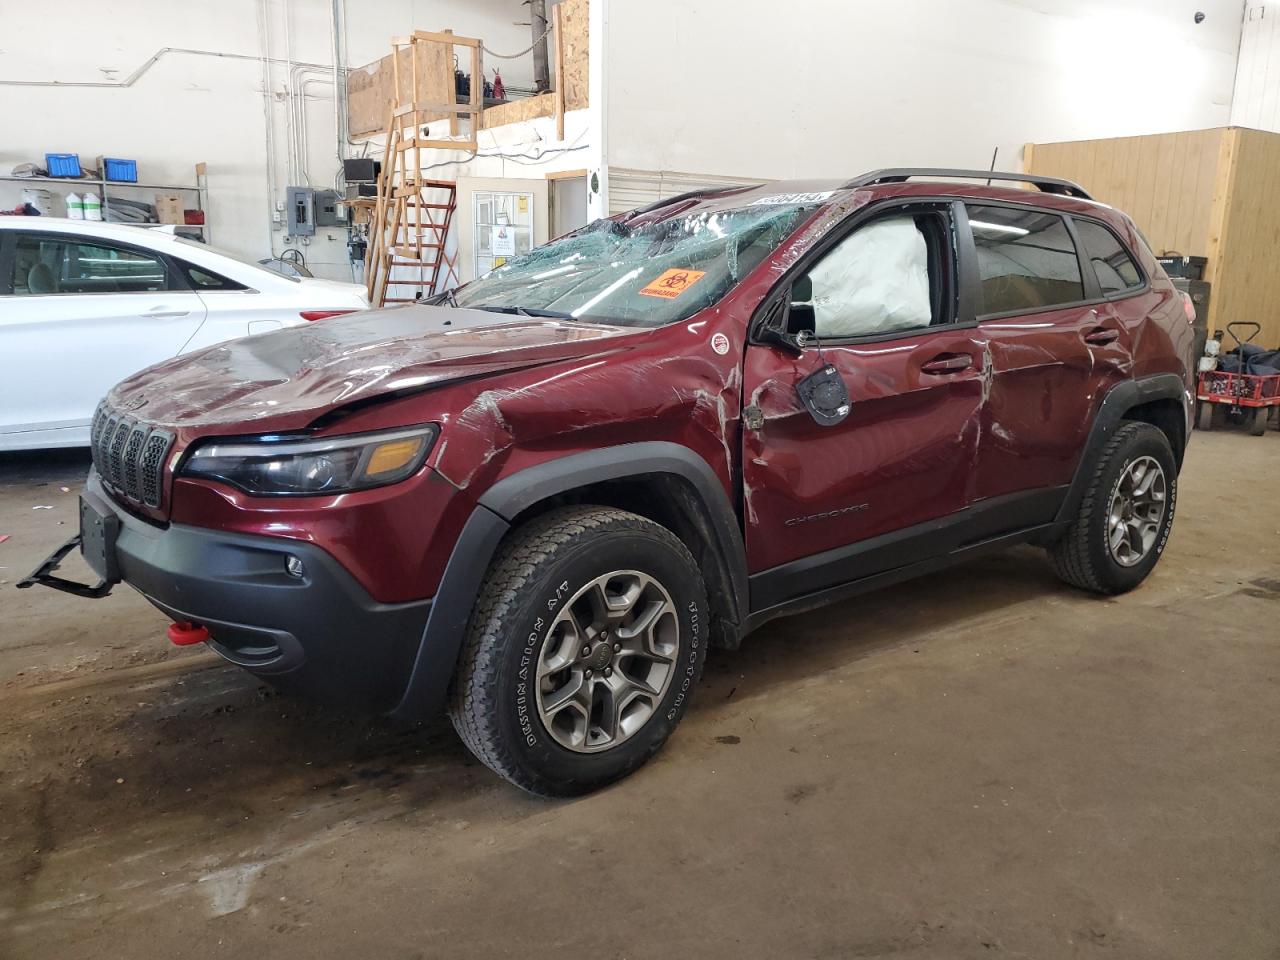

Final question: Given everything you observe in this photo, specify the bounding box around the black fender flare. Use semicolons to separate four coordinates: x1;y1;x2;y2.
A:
1054;373;1190;525
389;442;748;723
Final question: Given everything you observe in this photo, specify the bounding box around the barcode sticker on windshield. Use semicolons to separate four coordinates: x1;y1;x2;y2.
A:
639;269;706;299
749;191;834;206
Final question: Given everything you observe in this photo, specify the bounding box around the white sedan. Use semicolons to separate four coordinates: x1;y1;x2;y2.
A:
0;218;368;450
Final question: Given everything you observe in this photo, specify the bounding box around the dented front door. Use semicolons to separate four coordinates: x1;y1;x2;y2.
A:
741;329;986;581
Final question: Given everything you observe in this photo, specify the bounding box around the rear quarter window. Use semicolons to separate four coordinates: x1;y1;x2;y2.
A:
1073;220;1143;295
176;258;247;291
967;204;1083;315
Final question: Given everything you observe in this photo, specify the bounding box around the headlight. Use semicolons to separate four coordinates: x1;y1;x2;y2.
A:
182;425;438;496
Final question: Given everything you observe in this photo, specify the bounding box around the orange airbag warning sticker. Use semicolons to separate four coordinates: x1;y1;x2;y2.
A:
639;268;706;299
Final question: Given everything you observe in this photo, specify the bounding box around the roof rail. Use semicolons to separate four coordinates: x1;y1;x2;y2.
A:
845;168;1092;201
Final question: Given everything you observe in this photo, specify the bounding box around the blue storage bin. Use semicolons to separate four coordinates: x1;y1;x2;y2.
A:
45;153;81;178
103;158;138;182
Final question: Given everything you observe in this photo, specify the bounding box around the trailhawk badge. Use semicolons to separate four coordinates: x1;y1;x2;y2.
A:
710;333;730;355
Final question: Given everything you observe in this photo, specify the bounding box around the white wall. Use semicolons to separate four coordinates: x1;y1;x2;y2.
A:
0;0;551;280
0;0;1250;278
1231;2;1280;131
605;0;1245;181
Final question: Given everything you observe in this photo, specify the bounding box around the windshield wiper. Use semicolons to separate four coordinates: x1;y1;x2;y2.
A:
422;289;458;307
475;304;576;320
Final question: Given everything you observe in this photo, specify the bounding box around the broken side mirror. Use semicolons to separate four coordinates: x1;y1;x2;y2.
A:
757;295;808;356
759;324;808;356
796;363;851;427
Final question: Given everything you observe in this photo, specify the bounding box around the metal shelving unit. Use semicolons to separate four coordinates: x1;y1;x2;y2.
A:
0;162;210;242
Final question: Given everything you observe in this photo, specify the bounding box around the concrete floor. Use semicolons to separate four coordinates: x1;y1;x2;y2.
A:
0;432;1276;959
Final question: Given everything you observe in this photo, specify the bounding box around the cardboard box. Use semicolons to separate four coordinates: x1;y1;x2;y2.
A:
155;194;184;225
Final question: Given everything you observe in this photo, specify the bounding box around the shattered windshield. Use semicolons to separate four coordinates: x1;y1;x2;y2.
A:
452;202;820;327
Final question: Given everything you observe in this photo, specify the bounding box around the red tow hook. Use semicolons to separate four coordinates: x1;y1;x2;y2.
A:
167;621;210;646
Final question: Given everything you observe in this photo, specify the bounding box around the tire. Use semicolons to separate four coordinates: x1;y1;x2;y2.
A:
1249;407;1268;437
1049;421;1177;595
449;506;710;796
1197;401;1214;432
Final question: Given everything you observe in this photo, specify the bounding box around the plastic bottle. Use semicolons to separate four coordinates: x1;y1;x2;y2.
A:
82;192;103;221
65;192;84;219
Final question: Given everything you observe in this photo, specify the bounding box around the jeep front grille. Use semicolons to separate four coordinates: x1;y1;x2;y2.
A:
89;402;175;508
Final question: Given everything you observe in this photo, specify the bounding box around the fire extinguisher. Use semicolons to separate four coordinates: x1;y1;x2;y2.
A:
492;70;505;101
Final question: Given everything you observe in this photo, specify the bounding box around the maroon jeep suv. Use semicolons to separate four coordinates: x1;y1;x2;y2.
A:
23;169;1195;795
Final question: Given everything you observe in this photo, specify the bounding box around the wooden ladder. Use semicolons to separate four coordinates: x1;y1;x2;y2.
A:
364;29;481;306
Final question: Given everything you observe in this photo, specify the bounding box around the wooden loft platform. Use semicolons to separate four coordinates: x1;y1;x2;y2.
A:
346;0;588;142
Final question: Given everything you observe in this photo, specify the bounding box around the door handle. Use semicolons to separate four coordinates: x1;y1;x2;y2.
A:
148;309;190;318
1083;327;1120;346
920;353;973;375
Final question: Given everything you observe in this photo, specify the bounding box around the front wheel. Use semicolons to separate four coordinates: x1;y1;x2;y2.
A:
449;506;709;796
1249;406;1268;437
1049;421;1177;595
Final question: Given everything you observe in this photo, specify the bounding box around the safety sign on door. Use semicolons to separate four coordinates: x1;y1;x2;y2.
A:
491;225;516;257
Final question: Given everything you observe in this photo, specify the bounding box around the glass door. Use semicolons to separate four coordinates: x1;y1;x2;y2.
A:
473;190;536;278
455;177;549;284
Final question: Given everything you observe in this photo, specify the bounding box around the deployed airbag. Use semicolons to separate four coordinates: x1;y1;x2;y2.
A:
803;218;932;336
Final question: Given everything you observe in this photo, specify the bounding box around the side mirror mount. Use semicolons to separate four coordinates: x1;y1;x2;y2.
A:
759;324;808;356
757;296;808;356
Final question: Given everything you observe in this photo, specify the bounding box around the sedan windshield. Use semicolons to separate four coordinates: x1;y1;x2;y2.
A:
453;202;819;326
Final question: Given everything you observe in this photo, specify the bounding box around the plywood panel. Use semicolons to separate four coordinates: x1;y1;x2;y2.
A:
348;34;468;139
482;92;556;127
349;2;588;140
1026;129;1227;260
1212;128;1280;347
558;0;590;111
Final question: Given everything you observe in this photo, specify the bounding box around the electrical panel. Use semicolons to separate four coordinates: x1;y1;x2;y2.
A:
315;189;344;227
286;186;315;237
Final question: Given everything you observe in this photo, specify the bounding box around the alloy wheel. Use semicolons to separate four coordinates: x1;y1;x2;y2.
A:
1107;455;1167;567
536;571;679;753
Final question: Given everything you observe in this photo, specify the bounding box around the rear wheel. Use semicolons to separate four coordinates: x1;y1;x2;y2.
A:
449;506;709;796
1249;406;1268;437
1049;421;1177;595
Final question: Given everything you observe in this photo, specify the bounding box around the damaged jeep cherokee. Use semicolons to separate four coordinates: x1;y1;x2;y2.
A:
22;169;1196;796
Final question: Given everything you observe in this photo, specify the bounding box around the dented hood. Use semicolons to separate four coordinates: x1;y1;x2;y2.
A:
108;304;637;430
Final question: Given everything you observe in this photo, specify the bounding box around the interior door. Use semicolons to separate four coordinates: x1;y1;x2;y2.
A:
548;172;590;239
0;230;205;446
456;176;550;283
742;205;987;610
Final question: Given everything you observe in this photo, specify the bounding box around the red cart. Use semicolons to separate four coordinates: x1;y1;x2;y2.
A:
1196;322;1280;436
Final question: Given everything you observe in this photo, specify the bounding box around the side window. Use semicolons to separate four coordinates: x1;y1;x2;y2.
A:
790;213;946;338
177;258;247;291
1073;220;1142;295
11;234;168;295
967;205;1083;315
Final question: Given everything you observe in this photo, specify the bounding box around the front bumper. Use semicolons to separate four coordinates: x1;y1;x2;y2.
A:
22;474;432;712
